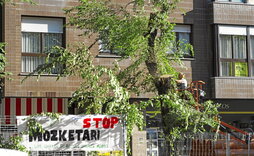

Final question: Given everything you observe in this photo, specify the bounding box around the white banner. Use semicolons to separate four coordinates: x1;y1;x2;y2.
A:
17;115;124;151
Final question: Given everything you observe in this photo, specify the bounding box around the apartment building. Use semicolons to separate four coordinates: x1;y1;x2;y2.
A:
209;0;254;131
1;0;254;155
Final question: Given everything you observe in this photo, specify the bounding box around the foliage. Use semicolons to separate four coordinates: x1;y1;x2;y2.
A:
0;43;12;79
64;0;189;91
23;112;61;136
87;151;99;156
28;45;144;151
0;112;60;152
142;90;220;148
0;0;35;5
0;135;27;152
24;0;220;155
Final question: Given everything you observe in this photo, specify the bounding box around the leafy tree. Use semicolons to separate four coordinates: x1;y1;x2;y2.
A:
0;44;11;79
0;136;27;152
25;0;220;155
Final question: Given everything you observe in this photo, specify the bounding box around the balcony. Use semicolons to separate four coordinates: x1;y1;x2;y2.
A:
211;77;254;99
209;0;254;25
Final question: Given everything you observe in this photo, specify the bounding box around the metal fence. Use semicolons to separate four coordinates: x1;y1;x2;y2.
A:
173;132;253;156
146;128;254;156
1;116;253;156
0;116;18;143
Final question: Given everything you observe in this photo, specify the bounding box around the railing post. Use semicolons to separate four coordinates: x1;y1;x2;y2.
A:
226;133;230;156
248;133;251;156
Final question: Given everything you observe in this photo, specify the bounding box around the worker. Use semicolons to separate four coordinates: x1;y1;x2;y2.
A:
176;73;187;90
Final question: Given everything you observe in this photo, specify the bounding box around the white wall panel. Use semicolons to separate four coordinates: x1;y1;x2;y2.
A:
174;25;191;33
21;17;63;33
219;25;246;35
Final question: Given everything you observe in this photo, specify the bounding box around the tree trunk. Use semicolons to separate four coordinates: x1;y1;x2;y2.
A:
146;72;174;155
145;12;175;155
157;76;175;156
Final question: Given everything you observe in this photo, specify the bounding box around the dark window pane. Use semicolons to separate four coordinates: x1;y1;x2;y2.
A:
221;62;232;76
147;150;158;156
231;0;245;2
98;31;118;54
22;56;46;73
178;32;191;56
220;35;232;58
252;62;254;76
48;57;63;74
147;131;157;140
43;33;62;52
167;25;192;58
250;36;254;59
98;39;111;53
152;141;158;148
178;33;190;44
218;0;245;2
21;33;63;73
22;32;41;53
233;36;246;59
98;39;119;54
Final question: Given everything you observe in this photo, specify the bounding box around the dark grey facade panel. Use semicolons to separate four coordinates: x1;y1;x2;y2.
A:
215;99;254;112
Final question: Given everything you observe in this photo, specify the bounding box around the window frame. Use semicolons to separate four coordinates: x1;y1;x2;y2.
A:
21;32;63;55
97;28;123;56
98;38;118;54
97;32;122;58
219;35;248;77
21;16;65;74
217;25;254;77
249;35;254;76
167;24;194;59
175;31;193;58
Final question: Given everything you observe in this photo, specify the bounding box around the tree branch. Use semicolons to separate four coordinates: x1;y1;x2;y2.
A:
88;38;99;50
124;1;136;9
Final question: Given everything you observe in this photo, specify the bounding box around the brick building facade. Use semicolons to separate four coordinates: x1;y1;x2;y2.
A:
1;0;254;155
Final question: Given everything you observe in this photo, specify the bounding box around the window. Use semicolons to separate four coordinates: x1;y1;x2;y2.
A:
98;38;118;54
217;0;246;2
98;28;120;55
250;29;254;76
220;35;247;76
98;32;119;54
21;17;64;73
168;25;192;58
218;25;254;77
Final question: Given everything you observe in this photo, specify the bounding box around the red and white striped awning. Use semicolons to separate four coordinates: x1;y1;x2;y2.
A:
1;97;68;118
